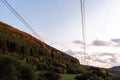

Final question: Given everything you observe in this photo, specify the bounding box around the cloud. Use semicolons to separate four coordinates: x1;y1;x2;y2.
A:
101;53;114;56
87;53;111;64
73;40;85;45
92;39;111;46
65;50;82;55
65;50;75;55
40;37;120;68
32;32;49;42
34;32;58;45
37;32;51;42
50;41;80;51
111;39;120;43
111;39;120;46
94;58;107;63
65;49;120;68
54;41;83;52
64;50;105;66
89;53;120;68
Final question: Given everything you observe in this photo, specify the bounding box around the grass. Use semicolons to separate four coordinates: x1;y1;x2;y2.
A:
61;74;80;80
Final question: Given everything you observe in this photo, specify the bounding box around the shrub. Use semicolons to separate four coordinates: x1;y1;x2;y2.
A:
0;55;38;80
37;63;48;71
17;64;38;80
106;76;120;80
67;69;76;74
45;72;61;80
0;55;18;80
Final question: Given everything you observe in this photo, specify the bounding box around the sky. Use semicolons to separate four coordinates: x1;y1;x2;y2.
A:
1;0;120;68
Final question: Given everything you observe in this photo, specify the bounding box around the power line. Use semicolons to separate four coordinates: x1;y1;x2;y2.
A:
1;0;43;41
80;0;87;65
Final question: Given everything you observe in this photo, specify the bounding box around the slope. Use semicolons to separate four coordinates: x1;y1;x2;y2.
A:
107;66;120;76
0;21;81;73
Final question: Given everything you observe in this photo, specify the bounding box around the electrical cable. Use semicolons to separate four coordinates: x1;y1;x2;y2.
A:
80;0;87;65
1;0;43;41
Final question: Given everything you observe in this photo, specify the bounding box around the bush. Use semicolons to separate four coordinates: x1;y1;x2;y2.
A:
67;69;76;74
17;64;38;80
37;63;48;71
0;55;38;80
106;76;120;80
45;72;61;80
0;55;18;80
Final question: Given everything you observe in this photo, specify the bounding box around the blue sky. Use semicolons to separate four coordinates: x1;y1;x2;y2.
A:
1;0;120;68
1;0;82;42
1;0;117;42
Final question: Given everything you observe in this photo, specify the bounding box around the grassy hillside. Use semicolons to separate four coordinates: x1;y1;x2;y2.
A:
0;21;81;73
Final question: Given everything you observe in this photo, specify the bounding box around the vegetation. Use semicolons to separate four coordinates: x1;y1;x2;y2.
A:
0;21;81;74
61;74;79;80
107;66;120;76
0;21;120;80
0;55;38;80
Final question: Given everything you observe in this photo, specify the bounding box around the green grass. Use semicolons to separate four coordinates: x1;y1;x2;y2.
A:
61;74;80;80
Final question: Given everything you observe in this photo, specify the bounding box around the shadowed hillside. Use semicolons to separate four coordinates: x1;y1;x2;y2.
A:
107;66;120;76
0;21;81;73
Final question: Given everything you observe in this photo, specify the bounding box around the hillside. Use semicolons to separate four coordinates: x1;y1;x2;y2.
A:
0;21;81;73
107;66;120;76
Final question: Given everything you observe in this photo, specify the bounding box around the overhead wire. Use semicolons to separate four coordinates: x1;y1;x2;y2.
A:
80;0;87;65
1;0;43;41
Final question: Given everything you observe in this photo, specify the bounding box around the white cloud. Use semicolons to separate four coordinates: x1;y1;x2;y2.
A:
35;36;120;68
51;41;84;52
92;39;111;46
32;32;49;42
65;50;82;56
73;40;85;45
37;32;52;42
33;32;58;46
111;39;120;43
66;51;120;68
111;38;120;46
